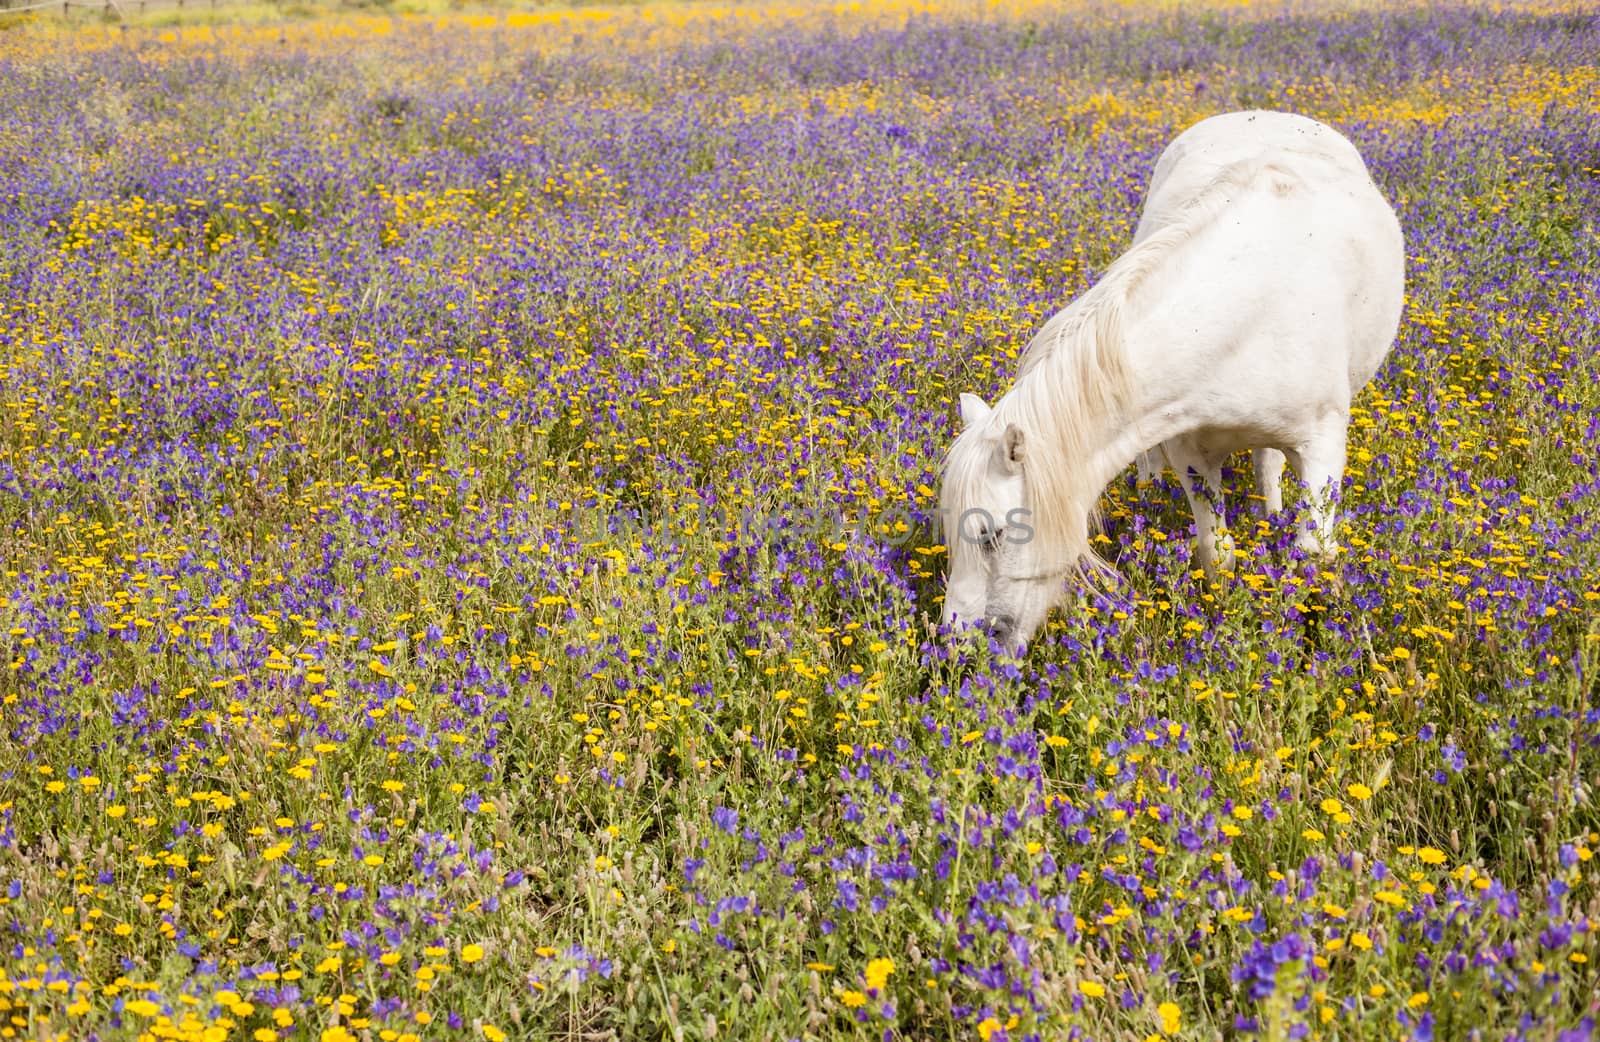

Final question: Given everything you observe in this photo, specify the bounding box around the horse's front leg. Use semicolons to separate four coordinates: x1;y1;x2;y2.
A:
1164;438;1235;574
1135;445;1169;486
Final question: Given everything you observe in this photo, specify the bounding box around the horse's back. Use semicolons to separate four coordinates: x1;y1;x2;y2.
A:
1137;111;1373;238
1136;111;1403;396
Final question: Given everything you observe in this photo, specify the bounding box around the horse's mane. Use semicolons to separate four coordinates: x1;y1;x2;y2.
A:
946;159;1295;576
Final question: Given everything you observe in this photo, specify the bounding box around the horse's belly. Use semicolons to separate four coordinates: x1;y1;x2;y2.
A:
1175;425;1274;461
1164;391;1323;454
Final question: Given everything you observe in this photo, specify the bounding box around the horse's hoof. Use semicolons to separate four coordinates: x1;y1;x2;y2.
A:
1294;529;1335;559
1192;533;1237;575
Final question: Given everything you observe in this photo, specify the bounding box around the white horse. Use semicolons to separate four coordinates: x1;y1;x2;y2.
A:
940;110;1404;652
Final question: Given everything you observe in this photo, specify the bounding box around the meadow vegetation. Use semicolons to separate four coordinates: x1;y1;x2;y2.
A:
0;1;1597;1039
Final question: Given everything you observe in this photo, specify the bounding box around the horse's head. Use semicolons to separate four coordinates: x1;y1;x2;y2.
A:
938;393;1063;653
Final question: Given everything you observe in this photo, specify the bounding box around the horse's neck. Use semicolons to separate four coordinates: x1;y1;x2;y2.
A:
1012;315;1185;513
1090;342;1198;489
1086;415;1160;496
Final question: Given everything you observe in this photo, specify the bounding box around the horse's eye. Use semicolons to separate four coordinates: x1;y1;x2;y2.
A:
982;527;1003;553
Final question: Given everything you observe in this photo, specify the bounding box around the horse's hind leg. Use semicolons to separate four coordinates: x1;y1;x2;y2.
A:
1284;421;1349;558
1164;438;1235;574
1253;447;1285;515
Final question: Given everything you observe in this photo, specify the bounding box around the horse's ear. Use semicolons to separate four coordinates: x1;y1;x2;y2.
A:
959;393;991;428
1001;423;1025;472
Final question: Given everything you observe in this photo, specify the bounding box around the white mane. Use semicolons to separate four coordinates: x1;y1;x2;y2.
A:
945;159;1297;575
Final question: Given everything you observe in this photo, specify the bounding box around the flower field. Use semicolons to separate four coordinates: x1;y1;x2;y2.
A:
1;0;1598;1038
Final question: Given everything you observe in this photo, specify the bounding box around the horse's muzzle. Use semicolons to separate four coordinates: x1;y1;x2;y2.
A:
982;613;1017;649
